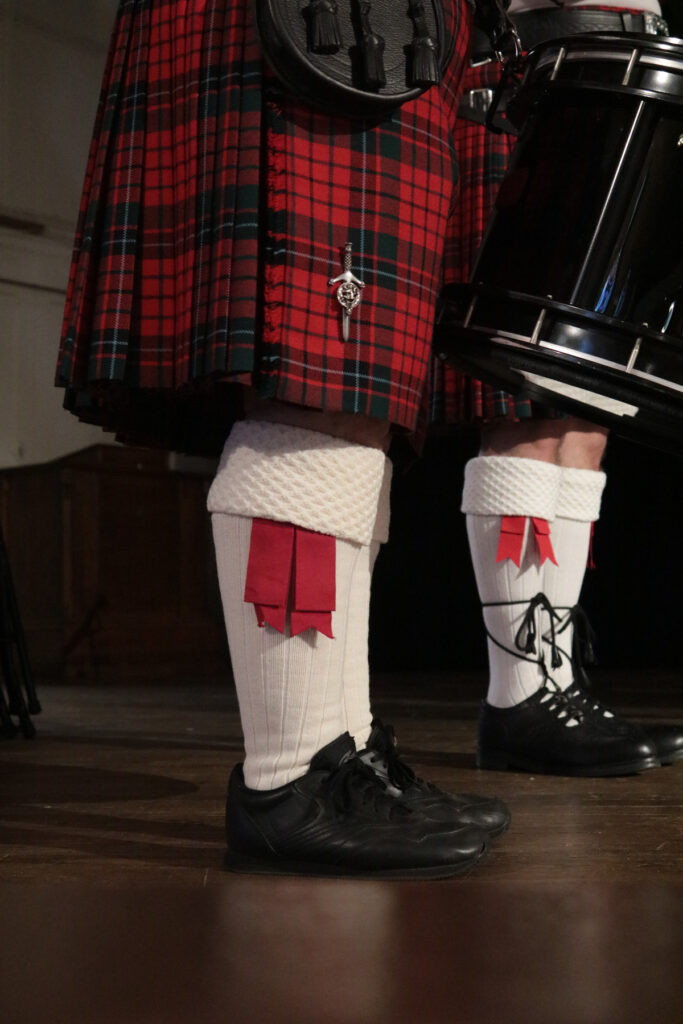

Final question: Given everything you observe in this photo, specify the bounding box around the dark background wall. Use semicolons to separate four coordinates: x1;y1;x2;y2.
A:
371;431;682;674
661;1;682;35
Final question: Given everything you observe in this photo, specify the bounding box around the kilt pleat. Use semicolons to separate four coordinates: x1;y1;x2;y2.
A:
57;0;264;451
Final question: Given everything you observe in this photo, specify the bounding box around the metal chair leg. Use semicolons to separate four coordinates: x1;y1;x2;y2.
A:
0;525;40;737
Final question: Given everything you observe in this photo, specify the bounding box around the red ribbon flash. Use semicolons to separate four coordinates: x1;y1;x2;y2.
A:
244;519;335;638
496;515;557;567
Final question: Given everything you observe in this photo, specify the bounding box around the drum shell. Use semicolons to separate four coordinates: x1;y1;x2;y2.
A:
437;33;683;454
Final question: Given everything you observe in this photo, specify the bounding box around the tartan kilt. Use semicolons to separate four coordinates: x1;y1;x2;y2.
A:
428;4;666;427
56;0;473;456
428;59;536;426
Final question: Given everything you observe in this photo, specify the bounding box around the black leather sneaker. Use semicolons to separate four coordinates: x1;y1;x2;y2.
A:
477;685;660;776
360;720;511;838
225;733;488;879
565;681;683;767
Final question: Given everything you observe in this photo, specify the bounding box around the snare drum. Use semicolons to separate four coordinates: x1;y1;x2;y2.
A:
436;32;683;455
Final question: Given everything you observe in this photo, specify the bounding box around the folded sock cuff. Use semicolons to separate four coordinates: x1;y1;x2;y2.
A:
207;420;392;545
461;456;561;520
557;467;607;522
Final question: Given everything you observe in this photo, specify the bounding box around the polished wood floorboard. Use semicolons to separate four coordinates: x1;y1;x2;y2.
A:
0;671;681;1023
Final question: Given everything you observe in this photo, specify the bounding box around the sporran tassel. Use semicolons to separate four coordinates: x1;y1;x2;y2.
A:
410;35;439;85
408;1;440;86
358;2;386;89
306;0;343;54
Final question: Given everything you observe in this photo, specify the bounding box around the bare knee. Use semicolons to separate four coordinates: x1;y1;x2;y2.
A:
242;391;392;450
556;417;609;470
480;418;564;463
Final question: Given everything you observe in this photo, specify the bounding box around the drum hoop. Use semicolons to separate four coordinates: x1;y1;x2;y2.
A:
528;32;683;59
450;284;672;345
435;322;683;455
534;47;683;76
438;290;683;394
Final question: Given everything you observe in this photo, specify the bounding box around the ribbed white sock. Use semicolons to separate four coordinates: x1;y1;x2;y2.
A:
543;467;607;690
208;420;391;789
341;540;380;752
212;514;362;789
342;458;391;751
463;456;562;708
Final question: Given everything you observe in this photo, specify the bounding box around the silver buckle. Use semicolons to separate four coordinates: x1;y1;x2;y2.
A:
462;87;495;116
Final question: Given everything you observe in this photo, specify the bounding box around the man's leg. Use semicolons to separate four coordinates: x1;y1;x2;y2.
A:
544;422;608;692
209;417;390;788
209;413;488;877
464;417;658;776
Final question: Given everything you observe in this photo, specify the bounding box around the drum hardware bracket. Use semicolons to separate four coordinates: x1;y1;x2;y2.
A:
484;52;526;135
626;337;643;373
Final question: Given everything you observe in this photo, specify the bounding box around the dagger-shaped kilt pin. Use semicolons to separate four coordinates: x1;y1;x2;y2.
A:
329;242;365;341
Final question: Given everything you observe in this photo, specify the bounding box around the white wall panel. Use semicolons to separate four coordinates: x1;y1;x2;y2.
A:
0;0;119;468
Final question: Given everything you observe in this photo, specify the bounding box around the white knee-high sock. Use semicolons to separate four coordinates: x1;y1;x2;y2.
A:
208;420;390;789
341;540;380;752
542;467;607;690
212;515;364;789
462;456;562;708
342;462;391;751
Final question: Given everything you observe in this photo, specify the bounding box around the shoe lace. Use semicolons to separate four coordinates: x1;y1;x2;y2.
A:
482;593;589;726
483;591;563;678
323;753;408;820
368;722;423;788
552;604;614;718
537;683;586;725
554;603;598;684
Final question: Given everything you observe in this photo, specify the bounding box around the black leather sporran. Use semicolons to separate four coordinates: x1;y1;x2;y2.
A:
253;1;448;119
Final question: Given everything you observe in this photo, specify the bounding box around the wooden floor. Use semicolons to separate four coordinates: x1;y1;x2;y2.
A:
1;671;681;1023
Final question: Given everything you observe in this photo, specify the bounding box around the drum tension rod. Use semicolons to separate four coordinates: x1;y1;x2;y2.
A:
550;47;566;82
622;49;640;87
530;307;547;346
626;336;643;373
463;294;478;329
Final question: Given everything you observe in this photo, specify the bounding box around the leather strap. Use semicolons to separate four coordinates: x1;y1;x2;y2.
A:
471;9;668;62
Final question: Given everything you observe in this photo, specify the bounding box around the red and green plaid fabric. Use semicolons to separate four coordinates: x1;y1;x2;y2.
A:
429;4;666;426
56;0;473;455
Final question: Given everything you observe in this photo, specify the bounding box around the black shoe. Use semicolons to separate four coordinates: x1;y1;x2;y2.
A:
360;720;511;838
225;733;488;879
477;686;660;777
565;682;683;766
640;724;683;765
